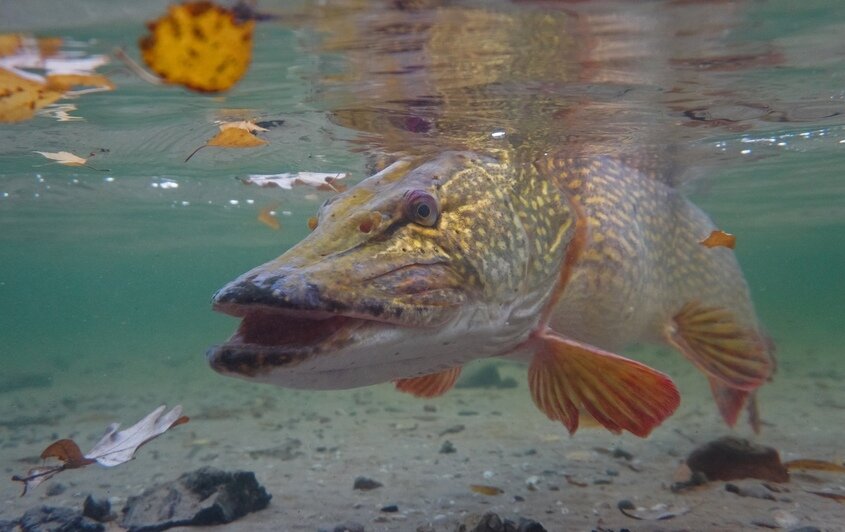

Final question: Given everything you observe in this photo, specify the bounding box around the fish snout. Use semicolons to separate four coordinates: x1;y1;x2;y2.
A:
212;268;343;316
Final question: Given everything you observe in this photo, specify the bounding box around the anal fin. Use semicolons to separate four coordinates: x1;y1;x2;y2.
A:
667;302;773;390
528;331;680;437
395;367;461;398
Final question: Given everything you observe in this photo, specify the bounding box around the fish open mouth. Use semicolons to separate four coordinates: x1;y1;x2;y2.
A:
207;304;382;377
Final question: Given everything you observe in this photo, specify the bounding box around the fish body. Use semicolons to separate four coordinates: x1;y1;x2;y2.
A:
208;150;773;436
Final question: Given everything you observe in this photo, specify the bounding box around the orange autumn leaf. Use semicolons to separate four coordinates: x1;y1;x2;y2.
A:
185;121;268;161
700;229;736;249
140;1;255;93
41;439;95;469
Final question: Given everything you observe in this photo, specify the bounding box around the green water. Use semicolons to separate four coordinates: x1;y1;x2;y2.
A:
1;1;844;529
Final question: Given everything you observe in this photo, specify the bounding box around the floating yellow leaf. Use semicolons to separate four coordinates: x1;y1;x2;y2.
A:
185;121;267;161
0;68;65;123
33;150;88;166
0;34;24;57
140;1;255;93
700;229;736;249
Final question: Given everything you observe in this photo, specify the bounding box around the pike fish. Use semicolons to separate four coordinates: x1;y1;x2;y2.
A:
207;151;775;437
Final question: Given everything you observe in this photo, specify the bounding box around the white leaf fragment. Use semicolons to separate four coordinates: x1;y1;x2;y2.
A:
244;172;348;190
85;405;184;467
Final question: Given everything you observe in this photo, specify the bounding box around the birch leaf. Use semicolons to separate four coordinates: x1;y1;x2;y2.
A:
140;1;254;93
0;68;64;123
33;150;88;166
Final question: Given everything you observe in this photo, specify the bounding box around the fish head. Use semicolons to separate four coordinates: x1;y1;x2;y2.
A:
208;151;563;389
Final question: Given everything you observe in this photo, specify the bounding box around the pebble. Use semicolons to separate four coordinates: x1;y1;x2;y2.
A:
725;483;776;500
525;476;541;491
439;440;456;454
82;494;112;522
380;504;399;513
353;476;383;491
45;482;66;496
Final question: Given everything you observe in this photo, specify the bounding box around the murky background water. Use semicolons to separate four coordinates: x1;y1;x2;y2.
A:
1;1;844;529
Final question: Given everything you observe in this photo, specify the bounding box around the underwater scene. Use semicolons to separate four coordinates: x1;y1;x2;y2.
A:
1;0;844;530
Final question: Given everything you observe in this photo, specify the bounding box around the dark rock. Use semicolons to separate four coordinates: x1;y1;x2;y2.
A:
612;447;634;461
353;476;383;491
686;436;789;482
45;482;66;496
455;364;518;389
121;466;271;531
438;424;465;436
332;522;365;532
462;512;546;532
0;520;18;532
18;506;104;532
380;504;399;513
423;405;437;412
724;482;776;500
439;440;456;454
83;494;112;522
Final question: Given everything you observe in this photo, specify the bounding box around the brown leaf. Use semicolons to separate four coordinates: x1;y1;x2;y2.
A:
0;34;24;57
45;73;115;92
785;459;845;473
40;439;94;468
140;1;255;93
700;229;736;249
469;484;503;496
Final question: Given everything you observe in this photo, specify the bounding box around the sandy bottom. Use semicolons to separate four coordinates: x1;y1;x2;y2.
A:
1;335;843;531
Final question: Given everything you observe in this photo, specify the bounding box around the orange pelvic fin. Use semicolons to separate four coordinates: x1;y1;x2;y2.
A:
708;378;764;433
528;331;680;437
667;302;773;391
394;367;462;398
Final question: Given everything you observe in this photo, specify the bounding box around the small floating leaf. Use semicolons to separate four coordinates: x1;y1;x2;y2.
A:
33;150;88;166
185;121;268;161
258;205;281;230
700;229;736;249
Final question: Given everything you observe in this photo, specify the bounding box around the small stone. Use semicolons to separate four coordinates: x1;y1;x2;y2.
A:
45;482;66;496
514;495;525;502
606;469;619;477
439;424;465;436
380;504;399;513
516;517;547;532
83;494;112;522
439;440;456;454
19;506;104;532
423;405;437;412
772;510;799;528
353;476;383;491
725;482;776;500
686;436;789;482
333;521;365;532
525;476;541;491
612;448;634;460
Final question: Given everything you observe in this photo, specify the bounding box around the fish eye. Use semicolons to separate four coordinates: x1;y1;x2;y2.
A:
403;190;439;227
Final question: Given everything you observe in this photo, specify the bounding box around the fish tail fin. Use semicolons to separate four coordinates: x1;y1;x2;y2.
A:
528;330;680;437
667;302;774;391
394;367;461;398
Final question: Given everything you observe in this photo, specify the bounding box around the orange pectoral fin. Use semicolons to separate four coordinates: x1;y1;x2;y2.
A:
394;367;462;398
667;302;774;390
528;332;680;437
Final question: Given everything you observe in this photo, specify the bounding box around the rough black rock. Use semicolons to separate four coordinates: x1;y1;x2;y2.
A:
121;466;271;531
83;494;112;522
322;522;365;532
353;476;383;490
17;506;104;532
0;520;18;532
462;512;546;532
